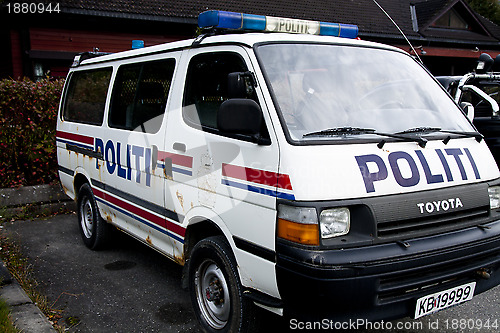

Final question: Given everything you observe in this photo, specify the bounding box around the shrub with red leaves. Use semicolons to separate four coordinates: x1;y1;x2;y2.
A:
0;77;65;188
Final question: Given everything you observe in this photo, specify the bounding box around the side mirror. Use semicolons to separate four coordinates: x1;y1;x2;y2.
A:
460;102;474;122
477;53;493;73
218;98;262;135
494;54;500;72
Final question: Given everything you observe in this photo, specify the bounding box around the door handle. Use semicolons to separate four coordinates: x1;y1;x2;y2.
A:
173;142;186;152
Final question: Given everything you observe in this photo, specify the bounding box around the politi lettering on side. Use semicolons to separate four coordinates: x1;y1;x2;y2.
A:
95;138;153;187
416;197;464;214
355;148;480;193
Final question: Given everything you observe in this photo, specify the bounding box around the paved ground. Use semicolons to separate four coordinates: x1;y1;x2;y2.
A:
2;214;200;332
1;214;500;332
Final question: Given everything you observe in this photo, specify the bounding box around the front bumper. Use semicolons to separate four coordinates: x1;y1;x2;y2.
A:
276;219;500;321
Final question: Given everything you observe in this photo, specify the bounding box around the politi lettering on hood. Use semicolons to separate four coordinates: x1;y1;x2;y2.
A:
355;148;480;193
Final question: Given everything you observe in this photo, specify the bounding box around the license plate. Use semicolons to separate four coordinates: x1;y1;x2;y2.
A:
414;282;476;319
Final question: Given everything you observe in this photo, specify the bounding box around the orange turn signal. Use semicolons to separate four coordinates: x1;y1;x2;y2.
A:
277;218;319;246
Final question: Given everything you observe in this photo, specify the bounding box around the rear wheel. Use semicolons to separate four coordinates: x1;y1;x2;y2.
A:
188;236;259;332
77;183;109;250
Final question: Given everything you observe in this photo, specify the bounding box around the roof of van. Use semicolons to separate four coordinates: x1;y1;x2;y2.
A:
78;32;405;67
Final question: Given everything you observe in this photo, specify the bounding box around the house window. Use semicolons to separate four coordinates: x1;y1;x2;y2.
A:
432;9;469;29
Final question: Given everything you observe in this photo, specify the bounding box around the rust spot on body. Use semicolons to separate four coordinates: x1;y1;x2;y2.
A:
61;184;70;195
173;253;185;265
176;191;184;211
146;235;152;245
104;212;113;223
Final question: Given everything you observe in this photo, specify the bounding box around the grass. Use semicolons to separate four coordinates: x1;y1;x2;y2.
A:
0;197;76;332
0;232;64;332
0;296;20;333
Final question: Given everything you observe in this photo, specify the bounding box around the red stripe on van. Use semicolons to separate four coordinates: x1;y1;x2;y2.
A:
157;151;193;168
277;174;293;190
93;187;186;238
222;163;293;190
56;130;94;145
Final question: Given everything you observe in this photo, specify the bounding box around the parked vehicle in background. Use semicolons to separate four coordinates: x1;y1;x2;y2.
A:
437;53;500;165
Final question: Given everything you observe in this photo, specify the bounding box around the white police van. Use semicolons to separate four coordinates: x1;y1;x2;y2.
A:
57;10;500;332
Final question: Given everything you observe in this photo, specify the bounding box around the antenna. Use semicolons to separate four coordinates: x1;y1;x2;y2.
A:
371;0;423;63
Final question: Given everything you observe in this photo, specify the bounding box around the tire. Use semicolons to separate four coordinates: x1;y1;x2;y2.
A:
188;236;259;333
77;183;109;250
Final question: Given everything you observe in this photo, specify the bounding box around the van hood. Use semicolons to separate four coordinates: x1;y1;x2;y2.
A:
279;139;500;201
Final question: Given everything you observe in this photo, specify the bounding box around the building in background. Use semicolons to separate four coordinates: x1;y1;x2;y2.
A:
1;0;500;79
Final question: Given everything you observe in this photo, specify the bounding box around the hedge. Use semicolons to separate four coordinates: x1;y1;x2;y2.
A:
0;78;65;188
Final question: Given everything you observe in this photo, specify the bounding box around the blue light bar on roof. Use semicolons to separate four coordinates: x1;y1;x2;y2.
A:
198;10;359;39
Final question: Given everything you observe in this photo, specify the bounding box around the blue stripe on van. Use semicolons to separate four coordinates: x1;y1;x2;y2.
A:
222;179;295;200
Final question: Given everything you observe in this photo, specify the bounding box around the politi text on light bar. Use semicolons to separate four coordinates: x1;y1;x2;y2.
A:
198;10;359;38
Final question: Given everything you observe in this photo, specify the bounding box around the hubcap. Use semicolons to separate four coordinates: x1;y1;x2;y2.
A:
80;197;94;238
195;259;230;329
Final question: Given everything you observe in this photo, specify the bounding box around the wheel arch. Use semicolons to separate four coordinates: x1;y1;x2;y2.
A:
184;218;225;260
73;172;90;198
181;216;234;289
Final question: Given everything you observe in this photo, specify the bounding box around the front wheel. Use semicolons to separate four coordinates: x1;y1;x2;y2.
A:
77;183;109;250
188;236;259;332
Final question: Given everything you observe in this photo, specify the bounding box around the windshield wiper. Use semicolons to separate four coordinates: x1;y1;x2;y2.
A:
303;126;428;148
302;127;376;137
302;125;483;148
440;130;483;143
396;127;442;135
396;127;483;143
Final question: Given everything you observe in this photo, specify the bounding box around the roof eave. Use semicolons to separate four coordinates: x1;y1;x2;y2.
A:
61;8;197;25
360;31;500;48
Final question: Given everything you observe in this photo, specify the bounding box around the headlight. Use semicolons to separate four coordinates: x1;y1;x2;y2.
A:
489;186;500;210
320;207;350;238
277;205;319;246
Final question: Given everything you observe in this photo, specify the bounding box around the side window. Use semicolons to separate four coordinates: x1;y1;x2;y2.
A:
460;86;496;117
459;90;473;104
109;59;175;133
183;52;257;131
478;85;500;117
63;68;112;125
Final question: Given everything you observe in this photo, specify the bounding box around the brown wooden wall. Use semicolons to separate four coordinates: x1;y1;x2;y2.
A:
4;27;189;79
29;27;184;53
10;31;23;79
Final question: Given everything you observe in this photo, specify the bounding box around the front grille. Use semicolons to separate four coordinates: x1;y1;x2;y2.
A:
377;206;489;238
378;244;500;304
371;183;491;241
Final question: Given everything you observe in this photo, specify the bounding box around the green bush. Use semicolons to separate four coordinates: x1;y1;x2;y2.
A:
0;78;65;188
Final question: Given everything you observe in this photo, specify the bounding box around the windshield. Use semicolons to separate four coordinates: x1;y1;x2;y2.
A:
256;43;474;142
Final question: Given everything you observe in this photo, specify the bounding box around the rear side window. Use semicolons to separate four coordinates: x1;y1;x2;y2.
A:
109;59;175;133
62;68;112;125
